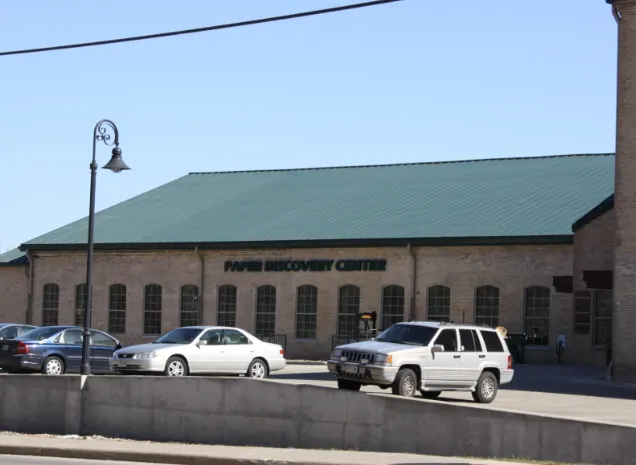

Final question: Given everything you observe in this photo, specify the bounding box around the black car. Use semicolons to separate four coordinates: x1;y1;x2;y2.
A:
0;326;123;375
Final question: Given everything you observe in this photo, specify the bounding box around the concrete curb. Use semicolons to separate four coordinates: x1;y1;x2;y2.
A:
286;360;326;366
0;444;329;465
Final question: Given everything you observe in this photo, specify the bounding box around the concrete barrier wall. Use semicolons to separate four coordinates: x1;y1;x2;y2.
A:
0;375;81;435
1;374;635;465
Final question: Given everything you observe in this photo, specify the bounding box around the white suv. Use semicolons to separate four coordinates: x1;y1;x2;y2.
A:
327;321;514;403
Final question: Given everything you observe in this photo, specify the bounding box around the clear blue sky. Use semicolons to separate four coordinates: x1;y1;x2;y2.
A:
0;0;619;251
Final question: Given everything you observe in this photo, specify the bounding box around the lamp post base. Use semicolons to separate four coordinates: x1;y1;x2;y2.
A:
80;364;92;376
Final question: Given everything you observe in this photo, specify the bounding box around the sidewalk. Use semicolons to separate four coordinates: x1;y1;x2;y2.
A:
0;433;549;465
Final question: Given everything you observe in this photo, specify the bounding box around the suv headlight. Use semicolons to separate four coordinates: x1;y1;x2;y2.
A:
374;354;393;366
331;349;342;359
133;352;158;359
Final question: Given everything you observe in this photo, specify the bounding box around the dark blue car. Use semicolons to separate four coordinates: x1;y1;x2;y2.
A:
0;326;123;375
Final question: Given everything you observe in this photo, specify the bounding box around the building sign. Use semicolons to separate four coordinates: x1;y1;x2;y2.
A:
223;259;387;273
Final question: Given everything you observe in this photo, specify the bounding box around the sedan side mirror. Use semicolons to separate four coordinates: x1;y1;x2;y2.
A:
115;342;123;350
431;344;445;353
196;340;208;347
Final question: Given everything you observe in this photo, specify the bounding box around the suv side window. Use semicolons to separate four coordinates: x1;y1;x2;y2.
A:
480;330;505;352
434;329;458;352
459;329;483;352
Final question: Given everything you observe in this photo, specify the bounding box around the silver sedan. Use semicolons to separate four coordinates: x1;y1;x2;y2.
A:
109;326;286;378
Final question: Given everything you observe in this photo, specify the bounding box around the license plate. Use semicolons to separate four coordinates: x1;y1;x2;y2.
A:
342;365;358;375
116;362;127;367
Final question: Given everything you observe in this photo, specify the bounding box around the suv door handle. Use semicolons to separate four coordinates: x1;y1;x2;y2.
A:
453;355;461;359
479;354;486;358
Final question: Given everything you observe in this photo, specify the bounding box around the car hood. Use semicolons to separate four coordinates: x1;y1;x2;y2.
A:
336;340;422;354
116;343;185;354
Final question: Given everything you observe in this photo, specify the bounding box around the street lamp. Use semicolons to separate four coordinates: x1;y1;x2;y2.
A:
80;119;130;376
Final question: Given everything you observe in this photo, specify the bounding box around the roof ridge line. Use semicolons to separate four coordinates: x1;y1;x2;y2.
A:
188;153;615;175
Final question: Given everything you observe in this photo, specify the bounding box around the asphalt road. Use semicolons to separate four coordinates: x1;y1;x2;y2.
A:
269;362;636;425
0;456;163;465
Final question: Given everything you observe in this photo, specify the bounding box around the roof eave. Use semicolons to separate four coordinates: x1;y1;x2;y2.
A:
572;194;615;232
19;235;574;253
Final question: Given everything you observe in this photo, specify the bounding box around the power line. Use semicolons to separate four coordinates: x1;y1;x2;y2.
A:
0;0;405;57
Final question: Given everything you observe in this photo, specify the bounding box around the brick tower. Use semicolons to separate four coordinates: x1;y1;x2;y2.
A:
608;0;636;381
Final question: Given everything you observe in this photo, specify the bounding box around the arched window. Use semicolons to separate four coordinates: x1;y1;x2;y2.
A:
338;285;360;337
255;285;277;337
108;284;127;334
143;284;163;335
217;285;237;327
296;285;318;339
381;285;405;329
475;285;499;327
524;286;550;346
180;285;200;327
42;283;60;327
74;283;87;327
427;285;451;322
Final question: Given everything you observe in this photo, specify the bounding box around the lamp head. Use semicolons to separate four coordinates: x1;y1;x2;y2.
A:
102;146;130;174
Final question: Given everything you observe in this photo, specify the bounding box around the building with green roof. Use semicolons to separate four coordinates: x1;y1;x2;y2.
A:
0;153;618;364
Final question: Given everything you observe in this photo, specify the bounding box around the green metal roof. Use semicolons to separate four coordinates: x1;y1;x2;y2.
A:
20;153;615;250
0;248;27;265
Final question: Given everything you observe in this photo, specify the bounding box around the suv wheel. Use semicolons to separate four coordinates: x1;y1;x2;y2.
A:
420;390;441;399
337;378;362;391
472;371;498;403
392;368;417;397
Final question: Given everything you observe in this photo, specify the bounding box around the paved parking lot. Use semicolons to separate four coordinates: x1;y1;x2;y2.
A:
270;362;636;426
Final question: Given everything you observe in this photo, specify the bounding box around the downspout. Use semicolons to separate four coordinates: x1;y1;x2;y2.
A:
407;244;417;320
195;247;205;324
612;4;622;23
25;251;35;325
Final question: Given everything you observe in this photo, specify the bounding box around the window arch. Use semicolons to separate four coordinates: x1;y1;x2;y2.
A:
42;283;60;327
381;285;405;329
143;284;163;335
217;285;237;327
338;285;360;337
296;285;317;339
108;284;127;334
475;285;499;327
74;283;87;327
427;285;451;322
255;285;277;337
524;286;550;346
180;284;200;327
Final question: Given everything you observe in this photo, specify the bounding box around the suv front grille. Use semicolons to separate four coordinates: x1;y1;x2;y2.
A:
341;350;376;364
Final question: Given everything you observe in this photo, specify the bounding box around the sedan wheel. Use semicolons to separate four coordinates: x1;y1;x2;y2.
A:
247;358;269;379
164;357;188;377
42;357;64;376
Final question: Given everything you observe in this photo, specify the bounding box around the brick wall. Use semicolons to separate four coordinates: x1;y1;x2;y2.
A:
19;244;572;361
572;209;615;366
612;0;636;382
0;266;28;323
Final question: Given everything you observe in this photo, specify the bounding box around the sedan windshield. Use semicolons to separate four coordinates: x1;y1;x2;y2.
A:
17;327;61;341
375;324;437;346
153;328;202;344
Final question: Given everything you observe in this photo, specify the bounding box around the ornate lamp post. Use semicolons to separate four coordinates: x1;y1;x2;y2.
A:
80;119;130;376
